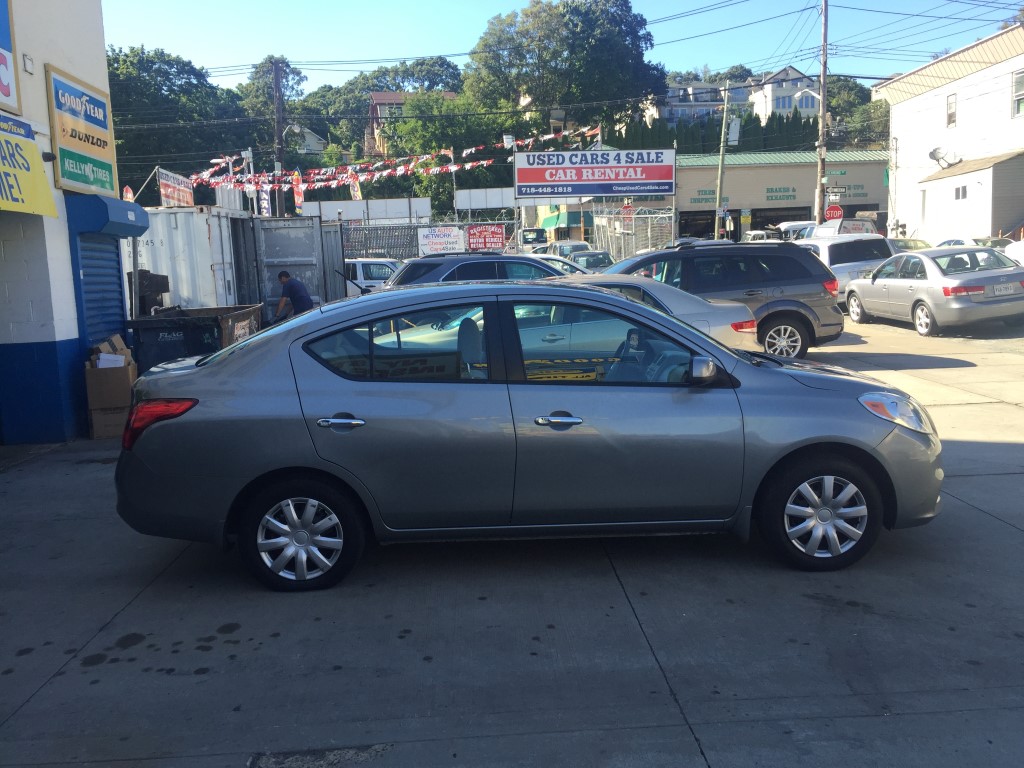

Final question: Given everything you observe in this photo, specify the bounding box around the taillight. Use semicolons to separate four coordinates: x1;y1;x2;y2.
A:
823;278;839;297
942;285;984;297
731;319;757;333
122;399;198;450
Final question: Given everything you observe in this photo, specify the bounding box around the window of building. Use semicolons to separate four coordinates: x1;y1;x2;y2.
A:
954;185;967;200
946;94;956;127
1014;70;1024;118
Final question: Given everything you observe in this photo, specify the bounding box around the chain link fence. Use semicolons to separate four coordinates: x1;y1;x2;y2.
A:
337;221;518;260
592;206;675;262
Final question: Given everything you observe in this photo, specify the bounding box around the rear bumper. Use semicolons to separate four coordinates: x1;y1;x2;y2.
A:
814;305;845;345
932;298;1024;326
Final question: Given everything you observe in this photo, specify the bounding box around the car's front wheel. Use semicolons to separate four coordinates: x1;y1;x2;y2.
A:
239;478;366;591
847;293;869;324
758;456;883;571
761;317;810;358
913;302;938;336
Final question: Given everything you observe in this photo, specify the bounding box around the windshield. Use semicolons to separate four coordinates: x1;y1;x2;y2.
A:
388;261;438;286
197;310;314;366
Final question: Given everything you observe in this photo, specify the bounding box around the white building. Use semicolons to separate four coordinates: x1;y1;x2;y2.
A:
748;66;821;124
873;24;1024;243
0;0;149;444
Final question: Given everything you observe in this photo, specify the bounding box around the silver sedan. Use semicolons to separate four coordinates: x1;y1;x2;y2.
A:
845;247;1024;335
117;281;942;591
554;273;759;350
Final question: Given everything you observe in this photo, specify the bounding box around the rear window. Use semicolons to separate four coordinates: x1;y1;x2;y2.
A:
827;239;892;266
934;248;1015;275
390;262;440;285
757;252;815;279
445;261;499;281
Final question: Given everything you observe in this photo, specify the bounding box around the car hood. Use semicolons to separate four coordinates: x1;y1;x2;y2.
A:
771;357;890;392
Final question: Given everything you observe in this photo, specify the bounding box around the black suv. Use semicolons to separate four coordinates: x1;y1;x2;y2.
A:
604;242;843;357
385;252;561;287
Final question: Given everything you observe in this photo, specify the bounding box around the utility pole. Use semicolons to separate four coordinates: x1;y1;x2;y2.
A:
815;0;829;224
273;57;285;216
713;81;731;240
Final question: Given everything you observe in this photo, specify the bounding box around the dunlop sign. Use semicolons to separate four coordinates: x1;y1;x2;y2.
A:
45;65;117;197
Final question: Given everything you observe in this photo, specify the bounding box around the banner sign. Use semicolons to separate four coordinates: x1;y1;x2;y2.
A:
292;169;303;215
466;224;506;251
417;226;466;255
0;1;21;114
258;188;271;216
514;149;675;198
157;167;194;207
45;65;117;197
0;115;56;217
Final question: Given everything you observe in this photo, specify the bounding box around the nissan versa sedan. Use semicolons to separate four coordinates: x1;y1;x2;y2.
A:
116;282;943;591
553;273;759;350
845;247;1024;335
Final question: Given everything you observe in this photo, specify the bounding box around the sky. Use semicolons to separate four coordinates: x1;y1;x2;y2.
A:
100;0;1021;92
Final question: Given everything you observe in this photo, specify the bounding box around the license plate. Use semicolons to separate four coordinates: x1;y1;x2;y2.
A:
994;283;1014;296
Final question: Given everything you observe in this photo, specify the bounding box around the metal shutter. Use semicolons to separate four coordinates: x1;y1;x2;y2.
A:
78;234;126;346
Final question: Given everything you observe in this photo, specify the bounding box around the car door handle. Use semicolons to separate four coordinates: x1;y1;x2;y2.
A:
317;418;366;429
535;416;583;426
541;334;566;343
743;290;763;296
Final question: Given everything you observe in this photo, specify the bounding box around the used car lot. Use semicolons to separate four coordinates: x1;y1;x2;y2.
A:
3;318;1023;766
116;281;939;590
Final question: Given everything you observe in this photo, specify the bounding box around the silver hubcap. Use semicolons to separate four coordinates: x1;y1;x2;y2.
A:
764;325;803;357
257;497;344;581
849;297;861;321
915;306;931;333
784;475;868;558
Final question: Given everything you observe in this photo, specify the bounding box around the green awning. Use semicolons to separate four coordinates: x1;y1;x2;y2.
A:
538;210;594;229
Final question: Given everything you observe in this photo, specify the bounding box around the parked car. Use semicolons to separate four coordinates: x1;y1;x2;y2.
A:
845;247;1024;335
807;218;878;237
1002;239;1024;266
570;250;614;271
796;234;897;299
384;252;561;286
604;242;844;358
553;273;759;350
532;254;593;275
888;238;932;252
777;220;817;240
935;237;1014;250
116;281;942;590
532;240;592;258
741;230;780;242
343;258;401;291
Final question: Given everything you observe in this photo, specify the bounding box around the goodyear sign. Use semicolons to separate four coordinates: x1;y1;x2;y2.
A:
45;65;117;197
0;115;56;217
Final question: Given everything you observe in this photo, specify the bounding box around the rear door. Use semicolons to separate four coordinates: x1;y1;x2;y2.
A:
683;251;769;317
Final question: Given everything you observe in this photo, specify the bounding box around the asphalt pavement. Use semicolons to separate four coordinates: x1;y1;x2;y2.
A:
1;317;1022;768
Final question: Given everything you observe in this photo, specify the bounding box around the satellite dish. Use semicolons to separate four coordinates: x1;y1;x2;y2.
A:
928;147;962;169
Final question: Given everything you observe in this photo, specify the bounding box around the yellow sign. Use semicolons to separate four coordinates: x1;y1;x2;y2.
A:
0;115;57;217
45;65;117;197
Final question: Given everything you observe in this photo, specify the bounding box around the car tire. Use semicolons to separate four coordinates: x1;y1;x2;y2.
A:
761;317;810;358
847;293;870;324
239;477;366;591
758;456;883;571
913;302;939;336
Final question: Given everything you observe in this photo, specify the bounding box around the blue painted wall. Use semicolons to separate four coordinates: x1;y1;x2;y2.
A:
0;338;85;444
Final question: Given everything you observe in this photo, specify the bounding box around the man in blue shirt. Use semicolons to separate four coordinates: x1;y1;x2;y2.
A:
275;271;314;321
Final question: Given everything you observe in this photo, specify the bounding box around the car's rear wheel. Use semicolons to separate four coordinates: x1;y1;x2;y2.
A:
761;317;810;358
758;456;883;571
239;478;365;591
913;302;938;336
847;293;869;324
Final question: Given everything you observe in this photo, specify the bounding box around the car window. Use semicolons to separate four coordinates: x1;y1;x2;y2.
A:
757;253;812;280
933;248;1015;274
306;303;489;382
390;261;438;285
502;261;554;279
628;257;683;289
444;261;498;281
511;302;697;385
897;255;926;280
344;263;357;280
575;253;613;269
595;284;667;312
690;254;755;292
875;257;900;279
363;263;395;280
827;239;892;266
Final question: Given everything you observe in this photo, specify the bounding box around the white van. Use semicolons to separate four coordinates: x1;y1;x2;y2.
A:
808;218;878;237
777;220;817;240
344;258;402;291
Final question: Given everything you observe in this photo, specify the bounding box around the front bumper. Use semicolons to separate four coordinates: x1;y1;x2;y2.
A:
876;426;943;528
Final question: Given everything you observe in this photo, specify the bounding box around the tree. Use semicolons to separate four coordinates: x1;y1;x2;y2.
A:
847;100;889;148
667;69;702;84
1000;6;1024;28
235;55;307;117
107;46;249;205
825;75;870;124
705;65;753;85
464;0;666;130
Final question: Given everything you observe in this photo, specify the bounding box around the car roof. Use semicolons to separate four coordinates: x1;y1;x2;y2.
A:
798;233;885;244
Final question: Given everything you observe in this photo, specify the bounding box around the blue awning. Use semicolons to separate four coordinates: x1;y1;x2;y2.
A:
64;193;150;237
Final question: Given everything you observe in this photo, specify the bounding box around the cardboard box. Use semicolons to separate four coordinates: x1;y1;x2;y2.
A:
85;362;137;410
90;407;130;440
93;334;135;365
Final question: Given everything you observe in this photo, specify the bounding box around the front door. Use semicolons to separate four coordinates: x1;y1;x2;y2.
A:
890;254;927;321
859;256;901;317
502;300;745;526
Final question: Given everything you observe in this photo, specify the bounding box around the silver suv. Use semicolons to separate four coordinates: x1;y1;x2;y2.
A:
605;242;843;358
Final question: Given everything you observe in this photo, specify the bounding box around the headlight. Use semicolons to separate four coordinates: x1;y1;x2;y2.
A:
858;392;935;434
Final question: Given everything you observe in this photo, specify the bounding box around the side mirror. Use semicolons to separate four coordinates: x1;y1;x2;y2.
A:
690;356;717;384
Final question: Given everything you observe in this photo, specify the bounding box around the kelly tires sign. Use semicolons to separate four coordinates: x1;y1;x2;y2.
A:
514;149;675;198
45;65;117;197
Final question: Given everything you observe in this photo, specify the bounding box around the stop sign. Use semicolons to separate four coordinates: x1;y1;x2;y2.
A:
824;204;843;220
